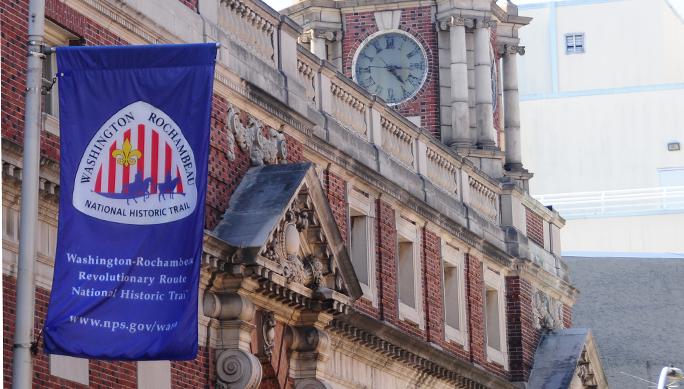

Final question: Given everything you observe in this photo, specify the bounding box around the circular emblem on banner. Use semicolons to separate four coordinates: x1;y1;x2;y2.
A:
73;101;198;225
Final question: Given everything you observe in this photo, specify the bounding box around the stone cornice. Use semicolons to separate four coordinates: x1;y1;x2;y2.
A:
330;313;518;389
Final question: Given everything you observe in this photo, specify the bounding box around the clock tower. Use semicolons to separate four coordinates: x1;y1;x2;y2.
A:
283;0;532;183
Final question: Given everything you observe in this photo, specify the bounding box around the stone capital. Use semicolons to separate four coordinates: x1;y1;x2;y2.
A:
301;29;340;43
437;16;473;31
503;44;525;56
475;18;496;29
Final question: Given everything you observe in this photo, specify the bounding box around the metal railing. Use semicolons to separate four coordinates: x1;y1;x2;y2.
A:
535;186;684;219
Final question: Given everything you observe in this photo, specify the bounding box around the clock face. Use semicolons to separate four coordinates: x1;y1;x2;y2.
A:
353;32;428;105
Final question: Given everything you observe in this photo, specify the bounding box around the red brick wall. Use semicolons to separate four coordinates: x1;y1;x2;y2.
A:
1;0;127;162
171;347;214;388
525;208;544;247
376;200;398;324
423;228;444;344
562;303;572;328
465;254;486;365
323;170;348;242
506;276;540;382
177;0;198;11
342;7;441;138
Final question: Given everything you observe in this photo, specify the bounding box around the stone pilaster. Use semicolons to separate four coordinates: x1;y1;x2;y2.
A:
503;44;525;171
474;18;496;149
288;325;332;389
203;291;263;389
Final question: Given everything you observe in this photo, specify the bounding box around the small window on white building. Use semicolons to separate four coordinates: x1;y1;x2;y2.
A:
442;243;467;346
396;215;423;328
348;188;377;306
49;355;89;385
565;33;585;54
484;266;508;368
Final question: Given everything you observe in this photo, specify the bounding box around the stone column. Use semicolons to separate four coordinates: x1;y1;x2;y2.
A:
203;291;263;389
310;32;327;60
474;18;496;149
503;44;525;171
446;16;472;148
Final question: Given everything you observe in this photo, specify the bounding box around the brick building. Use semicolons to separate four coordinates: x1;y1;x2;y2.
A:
2;0;607;387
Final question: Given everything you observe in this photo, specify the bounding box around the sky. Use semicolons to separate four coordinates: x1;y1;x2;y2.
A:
263;0;684;18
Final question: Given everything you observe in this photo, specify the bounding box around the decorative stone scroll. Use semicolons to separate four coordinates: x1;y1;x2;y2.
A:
219;0;276;64
425;146;458;195
467;176;498;222
261;191;334;291
226;105;287;166
531;288;563;331
329;82;367;137
203;292;263;388
380;116;414;168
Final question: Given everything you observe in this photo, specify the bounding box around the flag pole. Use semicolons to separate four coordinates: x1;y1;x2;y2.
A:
13;0;46;387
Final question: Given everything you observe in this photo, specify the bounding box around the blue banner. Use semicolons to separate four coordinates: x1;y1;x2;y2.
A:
44;43;216;360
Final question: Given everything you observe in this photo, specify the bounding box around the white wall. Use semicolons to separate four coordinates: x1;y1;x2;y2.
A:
520;88;684;194
561;212;684;253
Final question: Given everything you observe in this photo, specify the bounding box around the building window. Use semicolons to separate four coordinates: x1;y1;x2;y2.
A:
49;355;89;385
42;21;79;135
442;243;467;346
348;188;376;306
396;215;423;328
484;266;508;368
565;33;585;54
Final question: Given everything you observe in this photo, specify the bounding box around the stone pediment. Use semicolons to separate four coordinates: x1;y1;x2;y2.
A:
528;328;608;389
213;162;363;301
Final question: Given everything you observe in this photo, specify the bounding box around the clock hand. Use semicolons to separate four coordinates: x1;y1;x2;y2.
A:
387;66;404;83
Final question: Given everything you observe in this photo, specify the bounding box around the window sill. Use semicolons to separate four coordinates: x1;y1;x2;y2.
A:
445;325;467;348
486;345;507;368
42;113;59;136
398;301;423;330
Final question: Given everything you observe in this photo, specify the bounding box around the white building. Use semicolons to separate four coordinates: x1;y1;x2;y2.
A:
516;0;684;255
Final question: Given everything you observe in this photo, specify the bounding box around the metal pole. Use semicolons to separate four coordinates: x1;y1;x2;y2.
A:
12;0;46;387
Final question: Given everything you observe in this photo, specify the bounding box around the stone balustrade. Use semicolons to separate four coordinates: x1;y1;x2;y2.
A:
465;174;499;223
218;0;277;65
321;76;369;139
379;115;416;169
424;145;459;196
296;47;319;109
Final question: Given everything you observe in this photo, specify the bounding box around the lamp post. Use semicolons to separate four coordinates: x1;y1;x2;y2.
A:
12;0;46;387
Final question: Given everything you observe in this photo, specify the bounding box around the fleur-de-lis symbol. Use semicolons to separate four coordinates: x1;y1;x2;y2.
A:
111;139;142;167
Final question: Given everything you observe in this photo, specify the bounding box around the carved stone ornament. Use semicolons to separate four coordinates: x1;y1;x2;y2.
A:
576;348;598;388
261;311;276;358
261;191;333;290
226;105;287;166
532;289;563;330
216;349;263;389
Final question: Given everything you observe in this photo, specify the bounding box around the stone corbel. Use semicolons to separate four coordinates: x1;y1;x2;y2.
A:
287;326;332;389
203;291;263;389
